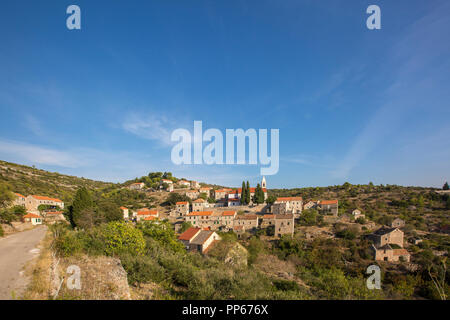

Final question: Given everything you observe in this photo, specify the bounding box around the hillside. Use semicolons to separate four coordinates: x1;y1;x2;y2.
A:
0;160;115;202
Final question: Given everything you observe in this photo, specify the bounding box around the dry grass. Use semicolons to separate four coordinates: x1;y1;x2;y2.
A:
21;230;54;300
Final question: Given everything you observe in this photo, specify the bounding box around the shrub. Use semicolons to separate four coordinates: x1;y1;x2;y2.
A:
273;279;300;291
101;221;146;256
137;220;184;253
0;224;4;237
120;253;166;285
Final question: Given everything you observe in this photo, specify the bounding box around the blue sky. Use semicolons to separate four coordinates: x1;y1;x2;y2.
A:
0;0;449;188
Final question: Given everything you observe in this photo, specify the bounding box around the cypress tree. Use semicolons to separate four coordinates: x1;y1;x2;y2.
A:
70;187;94;228
241;181;247;205
444;182;449;190
246;181;251;204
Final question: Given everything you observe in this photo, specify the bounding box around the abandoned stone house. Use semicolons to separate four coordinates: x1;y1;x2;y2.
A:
261;214;276;228
391;218;405;228
303;200;318;210
368;227;405;248
128;182;145;190
370;244;411;262
234;214;259;230
43;211;66;224
199;187;212;198
352;209;365;220
318;200;338;215
368;227;410;262
274;214;294;237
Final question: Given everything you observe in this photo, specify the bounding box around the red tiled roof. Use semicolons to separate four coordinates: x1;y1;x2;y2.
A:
24;213;40;219
176;201;188;205
178;227;201;241
120;206;128;210
137;209;158;216
263;214;275;219
187;211;213;216
320;200;338;205
15;193;25;198
235;214;258;220
276;197;302;202
193;199;206;203
222;211;236;216
46;211;63;215
144;216;157;221
31;195;63;202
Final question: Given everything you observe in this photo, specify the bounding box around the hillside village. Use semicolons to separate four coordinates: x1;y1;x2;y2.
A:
0;161;449;300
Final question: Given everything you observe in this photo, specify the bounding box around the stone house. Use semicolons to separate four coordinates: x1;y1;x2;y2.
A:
178;227;221;254
368;227;405;248
128;182;145;190
370;244;411;262
234;214;259;230
274;197;303;214
178;180;191;187
303;200;318;210
213;189;231;200
318;200;338;215
43;211;66;224
220;211;236;230
199;187;212;198
186;211;214;228
261;214;276;228
174;201;189;217
352;209;365;220
272;202;288;215
23;212;42;225
25;195;64;212
391;218;405;228
274;214;294;237
192;198;208;212
13;193;26;207
185;190;200;199
136;208;159;222
190;181;200;189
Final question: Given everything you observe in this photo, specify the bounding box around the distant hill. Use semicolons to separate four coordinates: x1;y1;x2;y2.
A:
0;160;116;202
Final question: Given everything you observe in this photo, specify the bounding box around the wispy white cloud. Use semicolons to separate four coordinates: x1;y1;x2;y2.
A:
333;2;450;180
0;139;87;168
23;114;44;137
122;112;174;146
0;139;157;183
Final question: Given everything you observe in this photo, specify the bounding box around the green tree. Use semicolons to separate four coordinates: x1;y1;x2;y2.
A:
245;181;251;204
253;184;265;204
70;187;94;228
137;220;184;252
241;181;247;205
0;183;15;209
101;221;146;256
443;182;449;190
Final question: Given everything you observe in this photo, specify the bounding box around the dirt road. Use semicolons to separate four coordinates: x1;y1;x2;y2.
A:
0;225;47;299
